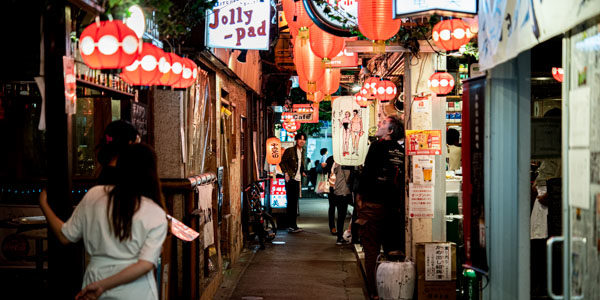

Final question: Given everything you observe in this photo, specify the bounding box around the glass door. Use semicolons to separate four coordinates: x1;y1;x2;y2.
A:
556;20;600;299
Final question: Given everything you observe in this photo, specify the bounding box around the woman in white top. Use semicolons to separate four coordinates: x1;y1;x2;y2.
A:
40;144;168;300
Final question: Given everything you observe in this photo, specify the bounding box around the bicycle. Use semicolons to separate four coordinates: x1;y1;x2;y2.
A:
244;180;277;249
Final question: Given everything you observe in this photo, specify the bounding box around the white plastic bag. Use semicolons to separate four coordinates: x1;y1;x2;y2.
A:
530;199;548;239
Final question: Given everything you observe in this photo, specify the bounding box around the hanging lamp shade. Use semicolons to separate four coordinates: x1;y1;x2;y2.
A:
354;93;371;108
172;58;198;89
266;137;282;165
120;43;163;86
79;20;140;69
362;76;380;98
282;0;313;39
155;53;183;86
294;35;325;92
552;67;564;82
357;0;402;54
432;19;471;51
282;112;300;132
374;80;397;102
428;72;455;95
299;76;325;102
316;68;341;101
309;26;345;65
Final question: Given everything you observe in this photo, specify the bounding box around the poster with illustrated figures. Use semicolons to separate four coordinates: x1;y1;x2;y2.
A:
331;96;370;166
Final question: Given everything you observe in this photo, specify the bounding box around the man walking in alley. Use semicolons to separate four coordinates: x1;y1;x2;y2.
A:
355;116;405;300
280;132;307;233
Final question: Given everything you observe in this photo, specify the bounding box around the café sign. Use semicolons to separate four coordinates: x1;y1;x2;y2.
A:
394;0;477;18
205;0;271;50
292;103;319;123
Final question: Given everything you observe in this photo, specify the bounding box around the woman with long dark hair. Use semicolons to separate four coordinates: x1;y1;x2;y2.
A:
96;120;140;184
40;144;167;299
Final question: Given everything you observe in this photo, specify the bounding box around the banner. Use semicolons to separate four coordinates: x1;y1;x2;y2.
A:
479;0;600;70
205;0;271;50
406;130;442;155
331;96;370;166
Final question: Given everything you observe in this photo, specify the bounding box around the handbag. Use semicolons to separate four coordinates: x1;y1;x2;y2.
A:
328;162;337;187
316;174;330;194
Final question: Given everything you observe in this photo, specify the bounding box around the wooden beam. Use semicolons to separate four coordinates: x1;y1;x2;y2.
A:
345;40;439;53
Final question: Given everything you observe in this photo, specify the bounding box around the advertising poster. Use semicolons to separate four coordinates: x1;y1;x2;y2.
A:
406;130;442;155
413;156;435;185
409;183;434;218
331;96;370;166
270;178;287;209
205;0;271;50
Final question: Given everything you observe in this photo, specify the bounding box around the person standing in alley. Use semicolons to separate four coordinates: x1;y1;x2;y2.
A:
280;132;307;233
355;116;405;300
39;144;167;299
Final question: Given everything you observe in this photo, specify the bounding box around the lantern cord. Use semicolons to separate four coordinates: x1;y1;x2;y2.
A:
425;38;446;57
162;38;175;54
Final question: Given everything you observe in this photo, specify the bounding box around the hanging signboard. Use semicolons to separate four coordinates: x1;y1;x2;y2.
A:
292;103;319;123
205;0;271;50
479;0;600;70
394;0;477;18
406;130;442;155
330;38;359;68
331;96;370;166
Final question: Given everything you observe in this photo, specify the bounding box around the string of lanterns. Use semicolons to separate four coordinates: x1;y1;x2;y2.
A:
79;19;196;88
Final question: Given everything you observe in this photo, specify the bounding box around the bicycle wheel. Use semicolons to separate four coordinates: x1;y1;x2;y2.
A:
262;214;277;241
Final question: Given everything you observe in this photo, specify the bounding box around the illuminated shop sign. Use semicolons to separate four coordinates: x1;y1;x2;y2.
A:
205;0;271;50
394;0;477;18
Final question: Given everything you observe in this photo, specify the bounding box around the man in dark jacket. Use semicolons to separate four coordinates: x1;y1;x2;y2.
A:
279;132;307;233
355;116;405;299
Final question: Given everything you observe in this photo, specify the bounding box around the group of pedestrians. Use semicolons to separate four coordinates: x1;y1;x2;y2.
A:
39;121;166;300
280;116;406;300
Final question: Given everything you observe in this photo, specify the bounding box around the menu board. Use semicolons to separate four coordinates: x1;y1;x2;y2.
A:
409;183;434;218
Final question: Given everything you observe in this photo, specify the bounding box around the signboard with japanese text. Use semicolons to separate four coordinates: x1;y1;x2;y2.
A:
292;103;319;123
409;183;434;218
270;178;287;208
425;243;452;281
406;130;442;155
205;0;271;50
330;37;359;68
394;0;477;18
63;56;76;115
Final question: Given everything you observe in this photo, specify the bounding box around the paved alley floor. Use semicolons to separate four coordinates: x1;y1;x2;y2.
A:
215;197;367;300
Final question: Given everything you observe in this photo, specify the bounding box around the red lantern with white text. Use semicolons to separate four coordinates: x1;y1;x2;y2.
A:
266;137;282;165
79;20;140;69
172;58;198;89
428;72;455;95
156;53;184;86
375;80;397;102
552;67;563;82
432;19;471;51
357;0;402;53
120;43;163;86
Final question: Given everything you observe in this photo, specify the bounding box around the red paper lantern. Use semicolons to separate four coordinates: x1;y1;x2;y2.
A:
299;76;325;103
362;76;380;98
79;20;140;69
294;35;325;92
552;67;564;82
316;68;341;101
309;26;345;64
282;112;300;132
282;0;313;39
428;72;455;95
357;0;402;53
432;19;471;51
266;137;282;165
156;53;184;86
355;93;371;108
120;43;163;86
375;80;397;102
172;58;198;89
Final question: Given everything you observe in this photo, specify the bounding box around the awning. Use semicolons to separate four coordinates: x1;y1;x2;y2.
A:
478;0;600;70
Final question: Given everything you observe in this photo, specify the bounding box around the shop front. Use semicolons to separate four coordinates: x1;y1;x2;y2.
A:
478;1;600;298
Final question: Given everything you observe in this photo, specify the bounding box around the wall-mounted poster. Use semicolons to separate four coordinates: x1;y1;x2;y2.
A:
406;130;442;155
331;96;370;166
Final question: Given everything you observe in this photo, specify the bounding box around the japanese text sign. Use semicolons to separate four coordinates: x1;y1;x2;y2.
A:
205;0;271;50
270;178;287;208
425;243;452;281
406;130;442;155
409;183;434;218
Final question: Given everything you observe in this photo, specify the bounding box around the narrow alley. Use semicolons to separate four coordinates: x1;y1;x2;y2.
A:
216;198;366;300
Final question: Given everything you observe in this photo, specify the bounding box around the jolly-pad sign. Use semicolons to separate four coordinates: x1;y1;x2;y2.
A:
206;0;271;50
